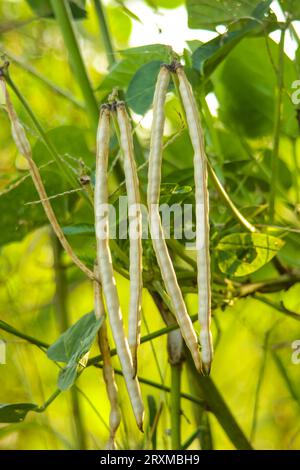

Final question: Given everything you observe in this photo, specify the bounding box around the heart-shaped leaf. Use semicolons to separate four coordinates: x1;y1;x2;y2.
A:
216;233;285;277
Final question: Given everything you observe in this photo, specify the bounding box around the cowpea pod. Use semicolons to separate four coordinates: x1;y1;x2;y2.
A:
115;102;143;378
147;66;202;373
95;105;144;431
175;64;213;375
94;264;121;449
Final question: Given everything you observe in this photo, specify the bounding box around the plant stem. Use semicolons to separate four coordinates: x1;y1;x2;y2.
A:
253;294;300;321
180;426;202;450
93;2;145;165
51;232;87;450
36;389;62;412
170;364;181;449
95;364;204;406
70;387;87;450
167;239;197;270
269;26;286;222
50;0;99;129
92;0;116;66
0;319;48;349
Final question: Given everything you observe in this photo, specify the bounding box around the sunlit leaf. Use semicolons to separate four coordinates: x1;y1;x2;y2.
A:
192;1;274;77
47;312;103;390
216;233;285;277
213;37;298;138
186;0;270;30
107;6;132;47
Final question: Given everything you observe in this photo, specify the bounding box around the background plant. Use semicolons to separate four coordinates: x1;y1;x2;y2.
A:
0;0;300;450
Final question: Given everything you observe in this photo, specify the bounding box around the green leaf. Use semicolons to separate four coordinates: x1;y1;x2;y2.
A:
0;168;66;248
47;312;103;390
33;125;94;168
107;6;132;47
98;44;170;95
192;1;274;77
216;233;285;277
26;0;87;19
126;61;163;114
0;403;37;423
147;395;158;450
186;0;270;30
213;37;298;138
47;312;101;362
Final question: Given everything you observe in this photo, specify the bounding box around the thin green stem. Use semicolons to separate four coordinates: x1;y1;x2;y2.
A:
70;387;87;450
92;0;116;67
167;239;197;270
269;26;286;222
50;0;99;129
95;363;204;406
170;364;181;450
52;231;69;332
1;49;84;108
0;319;48;349
180;426;202;450
36;389;62;412
171;73;256;233
51;232;87;450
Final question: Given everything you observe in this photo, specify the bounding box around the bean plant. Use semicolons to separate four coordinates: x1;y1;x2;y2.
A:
0;0;300;451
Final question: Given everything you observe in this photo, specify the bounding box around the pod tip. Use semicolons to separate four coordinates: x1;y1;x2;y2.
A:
137;421;144;433
202;362;211;376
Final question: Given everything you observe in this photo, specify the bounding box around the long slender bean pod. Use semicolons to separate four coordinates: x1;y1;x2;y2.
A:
0;76;95;282
94;264;121;449
95;105;144;431
147;66;202;373
175;64;213;374
116;102;143;377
